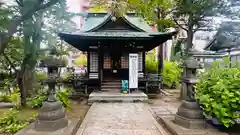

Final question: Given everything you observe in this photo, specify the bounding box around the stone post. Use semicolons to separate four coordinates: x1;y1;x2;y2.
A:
174;51;205;129
35;51;68;131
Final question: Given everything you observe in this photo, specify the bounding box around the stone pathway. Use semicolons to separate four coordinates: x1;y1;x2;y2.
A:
149;89;181;117
76;103;170;135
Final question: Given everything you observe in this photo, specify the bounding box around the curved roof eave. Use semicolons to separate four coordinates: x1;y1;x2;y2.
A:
84;13;112;32
83;12;153;32
122;15;146;32
204;35;217;50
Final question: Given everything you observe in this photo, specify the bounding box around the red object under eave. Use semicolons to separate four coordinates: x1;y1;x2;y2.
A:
151;25;157;32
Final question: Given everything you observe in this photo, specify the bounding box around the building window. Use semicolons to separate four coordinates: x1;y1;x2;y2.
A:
104;53;111;69
121;53;129;68
90;52;98;72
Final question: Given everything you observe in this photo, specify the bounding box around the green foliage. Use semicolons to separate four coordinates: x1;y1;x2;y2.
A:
36;72;48;82
0;109;30;134
195;58;240;128
0;37;24;72
128;0;175;30
62;72;73;82
10;88;21;105
145;53;157;73
145;53;182;88
173;0;225;50
162;61;182;88
92;0;174;31
56;89;71;109
0;94;11;102
26;89;71;109
73;55;87;66
27;93;47;109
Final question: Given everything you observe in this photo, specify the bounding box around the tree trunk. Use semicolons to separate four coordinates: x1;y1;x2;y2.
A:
186;14;194;55
0;0;59;54
17;69;26;107
186;28;193;53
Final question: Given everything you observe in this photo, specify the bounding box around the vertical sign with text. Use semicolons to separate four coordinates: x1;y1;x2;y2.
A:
129;53;138;89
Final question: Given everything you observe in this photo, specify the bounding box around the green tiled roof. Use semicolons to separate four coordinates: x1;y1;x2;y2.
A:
69;32;153;38
81;12;153;32
204;21;240;51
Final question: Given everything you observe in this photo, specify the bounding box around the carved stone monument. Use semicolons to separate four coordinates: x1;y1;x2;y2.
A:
174;52;205;129
158;51;228;135
35;55;68;131
15;49;79;135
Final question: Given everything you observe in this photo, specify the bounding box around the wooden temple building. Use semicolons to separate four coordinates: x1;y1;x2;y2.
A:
59;12;177;94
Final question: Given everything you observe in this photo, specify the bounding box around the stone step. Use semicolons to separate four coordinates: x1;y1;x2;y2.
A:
101;85;121;89
88;92;148;104
101;82;122;85
101;89;121;92
102;80;121;83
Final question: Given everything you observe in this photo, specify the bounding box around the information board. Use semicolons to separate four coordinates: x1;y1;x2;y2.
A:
129;53;138;88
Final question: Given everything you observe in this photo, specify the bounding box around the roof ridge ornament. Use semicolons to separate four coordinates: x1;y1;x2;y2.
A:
111;15;117;22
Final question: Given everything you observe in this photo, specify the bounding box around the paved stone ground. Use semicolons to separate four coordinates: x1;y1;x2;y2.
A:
149;89;181;117
76;103;170;135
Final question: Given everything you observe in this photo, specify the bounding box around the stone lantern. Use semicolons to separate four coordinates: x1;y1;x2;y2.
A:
174;50;205;129
35;49;68;131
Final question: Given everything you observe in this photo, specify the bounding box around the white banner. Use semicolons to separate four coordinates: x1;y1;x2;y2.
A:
129;53;138;89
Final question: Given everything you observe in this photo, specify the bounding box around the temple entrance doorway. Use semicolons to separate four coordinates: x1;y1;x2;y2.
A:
103;51;126;81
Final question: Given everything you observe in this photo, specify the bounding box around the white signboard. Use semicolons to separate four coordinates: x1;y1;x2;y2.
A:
129;53;138;88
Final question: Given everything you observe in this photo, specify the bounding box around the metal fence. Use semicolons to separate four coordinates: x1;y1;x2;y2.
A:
193;50;240;69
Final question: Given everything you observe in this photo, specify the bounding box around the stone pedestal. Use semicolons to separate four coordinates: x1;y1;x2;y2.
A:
15;120;80;135
35;101;68;131
174;100;206;129
157;51;226;135
15;50;80;135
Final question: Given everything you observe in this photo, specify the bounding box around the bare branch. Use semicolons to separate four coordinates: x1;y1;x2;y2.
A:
2;52;17;72
173;19;188;32
15;0;23;7
193;21;211;33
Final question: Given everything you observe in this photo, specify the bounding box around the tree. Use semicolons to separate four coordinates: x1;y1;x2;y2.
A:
90;0;175;74
0;0;76;107
173;0;225;55
0;0;60;55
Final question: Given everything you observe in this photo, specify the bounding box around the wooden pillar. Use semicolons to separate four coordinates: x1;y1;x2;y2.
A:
98;46;103;83
158;45;163;74
143;52;146;74
87;51;90;78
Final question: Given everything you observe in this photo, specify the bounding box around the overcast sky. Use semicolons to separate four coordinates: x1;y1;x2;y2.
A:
67;0;81;28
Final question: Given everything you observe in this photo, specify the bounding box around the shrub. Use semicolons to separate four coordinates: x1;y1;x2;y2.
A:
26;89;71;109
0;94;11;102
195;59;240;128
56;89;71;109
10;88;21;105
145;53;157;73
73;55;87;66
36;72;48;82
0;108;31;134
62;72;73;82
27;93;47;109
162;61;182;88
145;53;182;88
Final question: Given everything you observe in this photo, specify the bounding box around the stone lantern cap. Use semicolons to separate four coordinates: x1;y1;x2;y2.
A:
39;57;66;68
183;49;202;69
183;56;200;69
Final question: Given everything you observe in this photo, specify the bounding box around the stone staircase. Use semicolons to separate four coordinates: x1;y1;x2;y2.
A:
88;80;148;104
101;80;122;93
